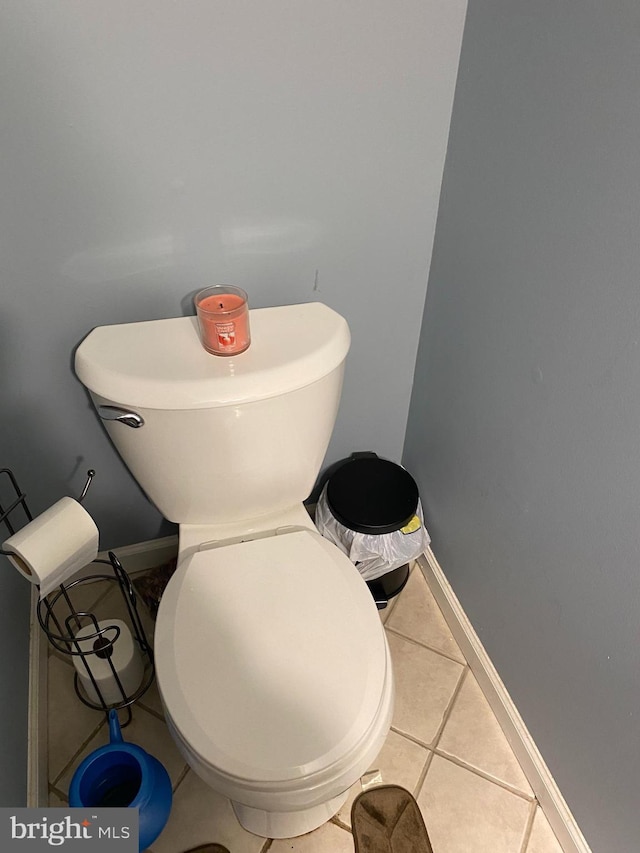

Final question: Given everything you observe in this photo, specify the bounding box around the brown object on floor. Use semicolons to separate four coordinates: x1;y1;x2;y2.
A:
133;557;177;619
182;845;230;853
351;785;434;853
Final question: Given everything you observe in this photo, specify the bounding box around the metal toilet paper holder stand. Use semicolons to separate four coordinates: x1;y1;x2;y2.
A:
0;467;154;726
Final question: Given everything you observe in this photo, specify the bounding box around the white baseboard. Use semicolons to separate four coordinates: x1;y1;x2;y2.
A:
27;535;179;806
27;586;48;808
69;534;180;583
418;547;592;853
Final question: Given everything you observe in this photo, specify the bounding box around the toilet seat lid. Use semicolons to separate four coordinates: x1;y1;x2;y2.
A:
155;528;387;783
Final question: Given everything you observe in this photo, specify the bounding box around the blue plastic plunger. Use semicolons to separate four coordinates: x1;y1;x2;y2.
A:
69;710;172;851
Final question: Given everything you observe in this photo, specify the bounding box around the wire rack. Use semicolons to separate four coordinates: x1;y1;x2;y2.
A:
0;468;154;727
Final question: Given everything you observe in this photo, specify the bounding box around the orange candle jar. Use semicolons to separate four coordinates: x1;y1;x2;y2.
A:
194;285;251;356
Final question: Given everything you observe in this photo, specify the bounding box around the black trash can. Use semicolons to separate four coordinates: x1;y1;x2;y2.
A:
315;452;428;609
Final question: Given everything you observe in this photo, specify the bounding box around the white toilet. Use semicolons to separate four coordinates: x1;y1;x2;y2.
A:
75;301;394;838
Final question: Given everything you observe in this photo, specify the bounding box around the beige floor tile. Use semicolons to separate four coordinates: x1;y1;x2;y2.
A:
336;729;431;827
379;589;400;624
378;563;414;624
91;583;156;652
56;705;188;796
137;677;165;718
151;771;264;853
48;647;75;669
46;576;112;623
48;656;104;783
386;567;465;663
386;631;463;745
437;671;533;795
45;553;558;853
417;754;531;853
48;788;67;806
526;807;564;853
270;821;354;852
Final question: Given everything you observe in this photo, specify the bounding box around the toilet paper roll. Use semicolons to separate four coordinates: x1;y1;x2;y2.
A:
72;619;145;707
2;497;99;599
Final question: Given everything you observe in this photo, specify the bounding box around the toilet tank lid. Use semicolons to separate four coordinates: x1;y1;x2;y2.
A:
74;302;350;409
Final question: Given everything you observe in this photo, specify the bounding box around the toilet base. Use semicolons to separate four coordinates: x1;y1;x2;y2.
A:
232;789;349;838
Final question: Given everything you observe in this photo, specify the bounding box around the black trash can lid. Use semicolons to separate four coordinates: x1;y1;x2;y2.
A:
326;456;419;535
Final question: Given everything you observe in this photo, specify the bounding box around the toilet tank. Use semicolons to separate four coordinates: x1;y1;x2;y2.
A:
75;303;350;525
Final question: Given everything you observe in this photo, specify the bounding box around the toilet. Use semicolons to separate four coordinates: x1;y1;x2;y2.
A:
74;301;394;838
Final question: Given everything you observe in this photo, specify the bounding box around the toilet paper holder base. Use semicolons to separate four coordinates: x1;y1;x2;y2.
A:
37;551;155;725
0;468;154;726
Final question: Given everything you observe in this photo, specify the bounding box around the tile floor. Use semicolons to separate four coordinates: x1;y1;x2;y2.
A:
46;564;564;853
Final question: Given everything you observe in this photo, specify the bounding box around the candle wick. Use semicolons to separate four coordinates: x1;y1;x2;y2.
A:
219;302;223;308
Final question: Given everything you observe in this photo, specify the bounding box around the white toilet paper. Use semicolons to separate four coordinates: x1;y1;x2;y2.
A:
72;619;145;707
2;496;99;598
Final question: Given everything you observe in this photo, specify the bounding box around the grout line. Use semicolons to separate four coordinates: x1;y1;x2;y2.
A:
48;783;68;804
330;815;352;833
136;704;166;724
136;695;166;724
385;660;467;755
329;818;354;838
172;766;191;795
518;798;539;853
80;580;114;613
388;725;433;751
49;649;75;669
51;716;106;788
412;747;435;801
384;625;467;666
171;763;190;793
392;665;469;802
431;750;536;803
429;664;469;751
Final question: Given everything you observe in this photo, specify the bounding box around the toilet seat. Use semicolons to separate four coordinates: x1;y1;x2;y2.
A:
155;528;387;786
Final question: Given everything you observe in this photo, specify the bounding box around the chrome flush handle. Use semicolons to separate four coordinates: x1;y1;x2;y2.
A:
97;405;145;429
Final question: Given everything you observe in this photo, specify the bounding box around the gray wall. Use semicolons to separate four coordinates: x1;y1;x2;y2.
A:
0;2;466;804
404;3;640;852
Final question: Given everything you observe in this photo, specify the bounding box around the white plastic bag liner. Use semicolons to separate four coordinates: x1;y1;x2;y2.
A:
315;484;431;582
